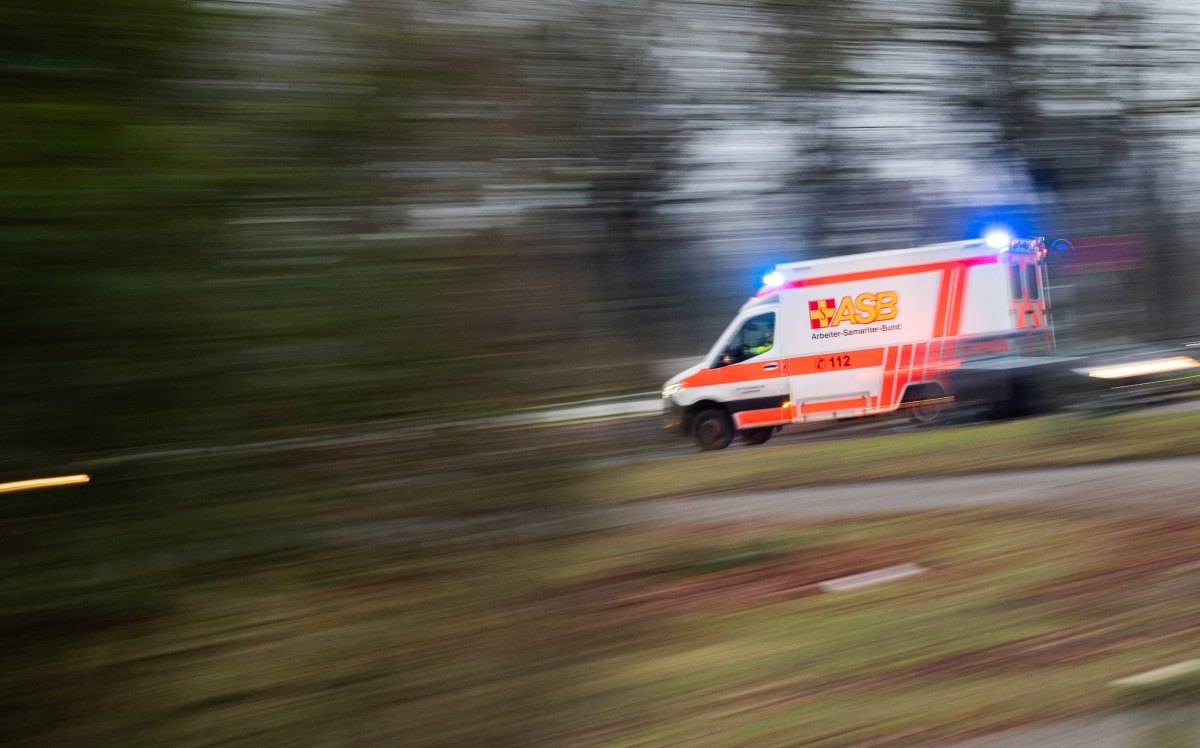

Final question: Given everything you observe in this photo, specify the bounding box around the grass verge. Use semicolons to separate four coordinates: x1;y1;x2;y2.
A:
580;410;1200;503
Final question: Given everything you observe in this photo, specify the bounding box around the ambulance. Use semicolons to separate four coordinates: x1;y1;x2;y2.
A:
662;234;1055;450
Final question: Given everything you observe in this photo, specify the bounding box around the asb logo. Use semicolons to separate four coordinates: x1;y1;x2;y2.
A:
809;292;899;329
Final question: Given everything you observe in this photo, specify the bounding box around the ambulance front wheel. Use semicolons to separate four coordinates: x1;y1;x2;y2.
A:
740;428;773;446
692;408;734;451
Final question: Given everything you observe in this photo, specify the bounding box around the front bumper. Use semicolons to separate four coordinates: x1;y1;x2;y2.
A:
663;399;687;435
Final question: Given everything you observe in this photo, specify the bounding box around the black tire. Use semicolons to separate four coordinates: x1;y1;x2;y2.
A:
905;385;947;425
740;427;773;446
692;408;734;451
907;399;944;424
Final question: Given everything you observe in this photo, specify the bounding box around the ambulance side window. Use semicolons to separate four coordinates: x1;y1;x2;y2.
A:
715;312;775;368
1009;263;1024;300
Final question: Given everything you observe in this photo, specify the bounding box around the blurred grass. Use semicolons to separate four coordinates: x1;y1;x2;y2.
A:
579;411;1200;503
10;507;1200;745
5;410;1200;743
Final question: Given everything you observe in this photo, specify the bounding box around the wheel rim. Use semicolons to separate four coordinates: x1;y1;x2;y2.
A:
911;402;941;423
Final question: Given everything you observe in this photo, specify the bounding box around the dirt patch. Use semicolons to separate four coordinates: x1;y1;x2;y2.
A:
553;512;1200;676
884;515;1200;683
901;607;1200;683
557;539;932;620
1036;515;1200;603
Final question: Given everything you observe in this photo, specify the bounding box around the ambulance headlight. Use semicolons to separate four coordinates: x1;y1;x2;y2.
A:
762;271;785;288
662;383;686;399
984;229;1013;251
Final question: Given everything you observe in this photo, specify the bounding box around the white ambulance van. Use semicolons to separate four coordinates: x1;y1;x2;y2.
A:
662;235;1054;450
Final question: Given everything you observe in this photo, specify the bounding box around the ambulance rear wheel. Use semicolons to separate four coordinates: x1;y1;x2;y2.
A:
740;428;773;446
908;400;943;425
904;384;947;425
692;408;734;451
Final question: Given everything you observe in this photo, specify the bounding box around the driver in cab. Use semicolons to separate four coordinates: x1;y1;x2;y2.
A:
748;333;773;357
720;327;774;367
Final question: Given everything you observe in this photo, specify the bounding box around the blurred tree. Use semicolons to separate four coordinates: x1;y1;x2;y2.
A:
7;0;1199;474
513;1;691;368
943;0;1193;337
0;0;226;466
762;0;1198;337
761;0;931;256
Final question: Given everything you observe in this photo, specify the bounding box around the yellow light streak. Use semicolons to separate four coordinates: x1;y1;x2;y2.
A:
1087;356;1200;380
0;474;90;494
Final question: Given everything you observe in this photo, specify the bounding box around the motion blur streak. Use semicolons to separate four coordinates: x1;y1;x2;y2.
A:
6;0;1200;746
0;474;90;493
1086;356;1200;379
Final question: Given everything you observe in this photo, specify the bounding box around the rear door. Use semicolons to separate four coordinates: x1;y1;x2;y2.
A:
1005;255;1055;354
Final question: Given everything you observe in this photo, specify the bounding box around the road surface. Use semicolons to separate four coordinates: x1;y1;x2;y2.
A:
950;711;1167;748
631;457;1200;524
330;457;1200;546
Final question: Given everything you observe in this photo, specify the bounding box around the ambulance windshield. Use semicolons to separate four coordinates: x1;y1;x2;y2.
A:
716;312;775;367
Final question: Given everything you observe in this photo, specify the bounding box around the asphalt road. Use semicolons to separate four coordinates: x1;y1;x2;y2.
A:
619;456;1200;533
334;457;1200;547
628;456;1200;525
949;711;1163;748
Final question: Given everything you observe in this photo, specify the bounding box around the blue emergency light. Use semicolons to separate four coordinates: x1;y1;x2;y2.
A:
984;229;1014;251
